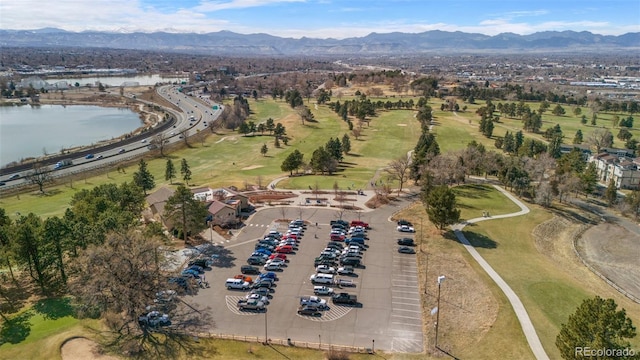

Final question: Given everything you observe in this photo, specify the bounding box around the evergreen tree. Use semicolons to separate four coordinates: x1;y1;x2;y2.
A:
580;163;598;196
260;143;268;157
423;185;461;230
281;150;304;175
325;137;343;162
180;158;192;185
514;130;524;152
133;159;155;195
581;115;588;125
605;178;618;207
165;159;176;184
164;185;209;243
556;296;637;360
503;131;515;153
573;130;583;144
341;134;351;155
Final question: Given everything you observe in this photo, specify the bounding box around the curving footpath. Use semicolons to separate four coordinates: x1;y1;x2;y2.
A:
451;185;550;360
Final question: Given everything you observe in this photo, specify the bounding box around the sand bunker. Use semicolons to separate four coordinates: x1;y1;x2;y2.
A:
241;165;264;170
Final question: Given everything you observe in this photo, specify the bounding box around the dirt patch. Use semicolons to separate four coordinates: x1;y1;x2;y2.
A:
246;191;297;204
576;223;640;300
61;337;120;360
241;165;264;170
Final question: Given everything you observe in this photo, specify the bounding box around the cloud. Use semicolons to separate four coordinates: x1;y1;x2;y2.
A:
195;0;305;12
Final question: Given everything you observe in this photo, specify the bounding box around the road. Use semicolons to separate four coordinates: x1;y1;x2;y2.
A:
0;85;222;188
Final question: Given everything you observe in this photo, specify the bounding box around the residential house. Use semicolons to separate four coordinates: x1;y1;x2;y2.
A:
589;153;640;189
145;186;176;225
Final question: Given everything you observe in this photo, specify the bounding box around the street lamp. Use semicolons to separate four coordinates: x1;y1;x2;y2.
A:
319;334;321;349
435;275;446;349
264;310;268;344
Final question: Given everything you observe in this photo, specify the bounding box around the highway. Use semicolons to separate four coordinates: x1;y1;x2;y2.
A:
0;85;222;189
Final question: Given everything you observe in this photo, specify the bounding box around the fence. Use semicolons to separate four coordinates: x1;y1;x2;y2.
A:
189;331;374;354
571;224;640;304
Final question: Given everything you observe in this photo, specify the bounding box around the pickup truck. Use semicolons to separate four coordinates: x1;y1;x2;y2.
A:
332;292;358;305
237;299;266;311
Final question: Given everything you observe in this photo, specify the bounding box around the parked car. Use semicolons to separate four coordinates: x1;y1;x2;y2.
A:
266;257;286;266
397;225;415;233
245;293;270;305
233;274;253;283
350;220;370;229
263;262;283;271
337;266;355;275
188;258;211;268
275;245;293;254
332;292;358;305
250;287;271;297
186;265;205;274
258;272;279;281
330;219;349;227
238;299;266;311
297;305;322;316
225;278;250;290
268;253;287;261
398;246;416;254
313;286;335;296
397;238;416;246
241;265;260;275
397;219;413;227
247;256;266;265
138;311;171;327
316;265;336;274
300;295;328;309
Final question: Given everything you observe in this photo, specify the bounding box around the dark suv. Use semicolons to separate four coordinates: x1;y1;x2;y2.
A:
241;265;261;275
397;238;415;246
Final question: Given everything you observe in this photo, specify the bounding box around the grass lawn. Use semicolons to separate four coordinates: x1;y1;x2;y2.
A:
0;298;102;360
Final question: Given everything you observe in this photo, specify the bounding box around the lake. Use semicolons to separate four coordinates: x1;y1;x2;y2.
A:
45;74;189;87
0;104;142;166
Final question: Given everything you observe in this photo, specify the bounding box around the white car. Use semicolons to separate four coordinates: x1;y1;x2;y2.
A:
313;286;334;296
300;295;328;309
245;293;270;304
263;262;283;271
316;265;336;274
337;266;354;275
397;225;415;233
266;258;286;266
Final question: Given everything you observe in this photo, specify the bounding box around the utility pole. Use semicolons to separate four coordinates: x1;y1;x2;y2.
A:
264;310;268;344
435;275;445;349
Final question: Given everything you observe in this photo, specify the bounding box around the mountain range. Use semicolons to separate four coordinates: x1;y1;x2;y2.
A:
1;28;638;55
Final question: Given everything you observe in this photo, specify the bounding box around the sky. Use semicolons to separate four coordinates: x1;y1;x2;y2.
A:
1;0;638;39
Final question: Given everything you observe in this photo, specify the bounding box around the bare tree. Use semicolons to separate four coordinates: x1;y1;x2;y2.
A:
385;155;411;195
154;132;169;157
586;129;614;153
25;163;53;193
352;128;362;140
69;230;211;357
180;128;190;146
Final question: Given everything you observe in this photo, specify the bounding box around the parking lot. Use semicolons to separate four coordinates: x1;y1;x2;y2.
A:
188;201;424;353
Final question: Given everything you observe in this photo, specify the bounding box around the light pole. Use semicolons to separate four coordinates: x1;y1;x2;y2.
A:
372;339;375;353
435;275;445;349
319;334;321;349
264;310;268;344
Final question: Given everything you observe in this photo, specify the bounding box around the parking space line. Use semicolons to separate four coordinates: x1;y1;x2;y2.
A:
392;284;419;288
391;295;421;300
391;313;420;320
391;322;423;328
393;308;422;313
392;301;421;307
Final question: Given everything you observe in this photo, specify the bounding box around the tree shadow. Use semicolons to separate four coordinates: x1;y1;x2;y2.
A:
462;231;497;249
204;245;236;268
0;310;33;345
443;229;497;249
33;297;75;320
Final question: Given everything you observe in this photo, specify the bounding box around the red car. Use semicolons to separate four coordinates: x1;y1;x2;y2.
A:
350;220;370;229
275;245;293;254
282;233;299;240
269;253;287;261
330;234;346;241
